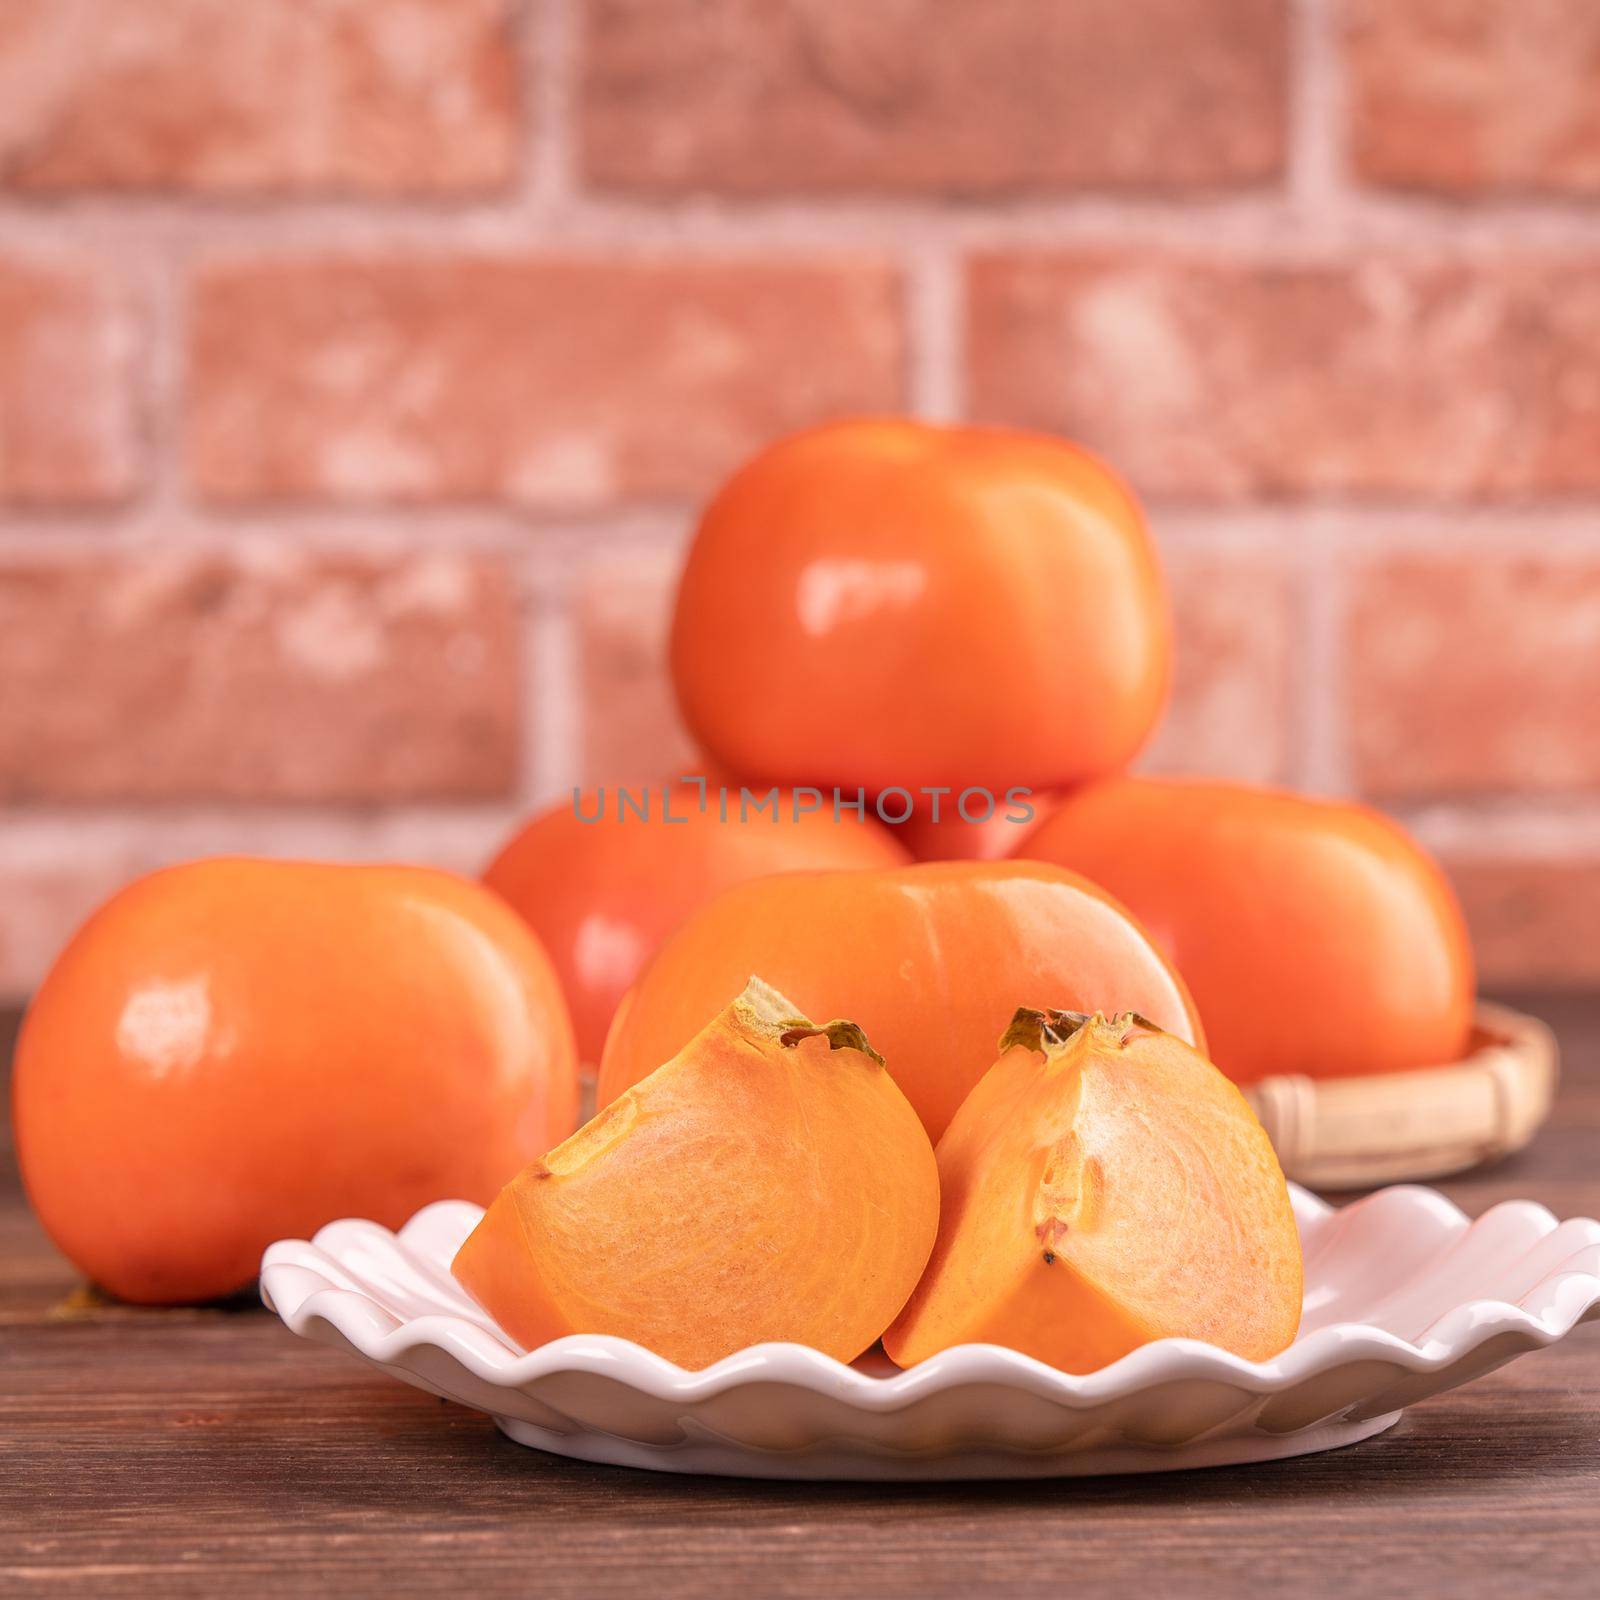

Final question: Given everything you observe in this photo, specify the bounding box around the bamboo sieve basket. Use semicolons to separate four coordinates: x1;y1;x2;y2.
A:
1243;1002;1559;1190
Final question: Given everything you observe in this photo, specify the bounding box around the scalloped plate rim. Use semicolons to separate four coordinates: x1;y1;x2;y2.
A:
259;1180;1600;1476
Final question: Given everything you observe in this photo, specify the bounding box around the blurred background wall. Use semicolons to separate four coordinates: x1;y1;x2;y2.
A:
0;0;1597;1000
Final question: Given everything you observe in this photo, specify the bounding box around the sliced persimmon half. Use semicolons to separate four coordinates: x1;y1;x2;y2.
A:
884;1009;1302;1372
454;977;938;1369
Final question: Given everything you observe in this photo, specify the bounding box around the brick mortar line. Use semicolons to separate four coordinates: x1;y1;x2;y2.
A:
4;796;1600;855
1400;806;1600;858
137;241;187;522
0;518;604;560
1296;517;1351;795
7;192;1600;257
904;245;962;421
1311;519;1600;558
527;0;578;211
0;808;532;860
1143;514;1600;567
1286;0;1346;220
4;508;1600;557
524;567;578;806
0;507;694;554
1157;510;1600;555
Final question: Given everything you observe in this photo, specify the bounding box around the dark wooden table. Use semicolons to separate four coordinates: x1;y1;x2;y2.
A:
5;995;1600;1598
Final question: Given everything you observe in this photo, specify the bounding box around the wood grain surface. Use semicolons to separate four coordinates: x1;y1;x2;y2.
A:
4;996;1600;1598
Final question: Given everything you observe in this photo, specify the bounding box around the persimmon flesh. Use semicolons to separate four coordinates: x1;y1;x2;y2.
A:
885;1010;1302;1372
597;860;1203;1142
454;980;938;1369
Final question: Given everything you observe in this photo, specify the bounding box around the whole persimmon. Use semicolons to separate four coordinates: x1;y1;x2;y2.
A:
1022;777;1476;1082
14;859;579;1304
598;859;1202;1142
483;781;908;1063
670;418;1171;793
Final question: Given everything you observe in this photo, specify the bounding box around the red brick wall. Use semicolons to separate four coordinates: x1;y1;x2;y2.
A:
1;0;1597;996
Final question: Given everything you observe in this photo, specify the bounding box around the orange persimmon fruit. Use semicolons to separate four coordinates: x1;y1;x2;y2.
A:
454;979;937;1368
670;418;1171;793
484;780;907;1063
884;1008;1302;1372
598;860;1202;1142
14;859;579;1304
1021;777;1476;1082
897;791;1059;862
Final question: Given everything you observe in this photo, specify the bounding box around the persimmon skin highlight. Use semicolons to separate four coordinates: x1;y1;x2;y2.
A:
453;979;938;1369
670;417;1171;793
884;1010;1303;1373
598;860;1203;1143
14;859;579;1305
483;781;907;1063
1021;777;1476;1083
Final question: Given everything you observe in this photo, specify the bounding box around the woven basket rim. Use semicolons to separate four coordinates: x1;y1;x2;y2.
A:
1242;1002;1559;1189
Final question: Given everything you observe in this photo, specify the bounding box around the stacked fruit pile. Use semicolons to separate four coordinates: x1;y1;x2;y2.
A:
12;419;1476;1374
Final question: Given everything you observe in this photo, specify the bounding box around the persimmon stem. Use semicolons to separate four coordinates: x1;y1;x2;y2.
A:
1000;1007;1167;1057
777;1019;885;1065
730;976;885;1066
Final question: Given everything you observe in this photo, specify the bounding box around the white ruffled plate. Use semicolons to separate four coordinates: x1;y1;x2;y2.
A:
260;1183;1600;1480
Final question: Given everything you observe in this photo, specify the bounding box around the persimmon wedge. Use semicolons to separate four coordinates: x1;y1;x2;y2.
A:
884;1009;1302;1373
454;979;938;1369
